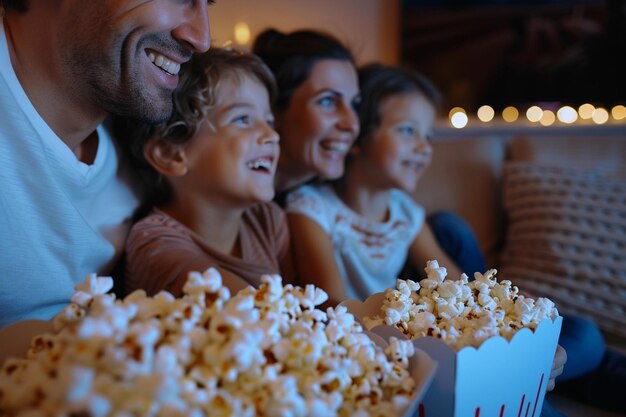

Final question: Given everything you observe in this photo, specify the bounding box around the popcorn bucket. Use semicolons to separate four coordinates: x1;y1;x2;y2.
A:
342;293;563;417
0;321;438;417
366;330;438;417
0;272;438;417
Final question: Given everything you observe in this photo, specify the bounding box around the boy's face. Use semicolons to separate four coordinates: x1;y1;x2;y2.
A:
57;0;212;124
180;74;279;206
361;92;435;192
275;59;360;183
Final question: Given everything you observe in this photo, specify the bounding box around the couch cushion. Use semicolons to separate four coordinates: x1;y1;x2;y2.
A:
499;161;626;341
508;135;626;176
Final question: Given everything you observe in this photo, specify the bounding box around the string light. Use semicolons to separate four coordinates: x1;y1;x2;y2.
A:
539;110;556;126
450;108;468;128
477;105;495;122
502;106;519;123
443;103;623;129
578;103;595;120
556;106;577;124
592;107;609;124
526;106;543;123
611;105;626;121
234;22;251;46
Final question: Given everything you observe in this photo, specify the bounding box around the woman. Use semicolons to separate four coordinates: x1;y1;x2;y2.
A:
252;28;361;201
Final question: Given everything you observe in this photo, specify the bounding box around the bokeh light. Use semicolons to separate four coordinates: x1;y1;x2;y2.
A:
611;105;626;121
556;106;578;124
578;103;595;120
502;106;519;123
592;107;609;124
450;111;468;129
526;106;543;123
234;22;251;45
539;110;556;126
477;105;495;122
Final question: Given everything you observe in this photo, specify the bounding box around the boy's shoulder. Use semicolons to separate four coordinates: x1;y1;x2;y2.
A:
129;208;190;238
245;201;284;217
242;202;288;242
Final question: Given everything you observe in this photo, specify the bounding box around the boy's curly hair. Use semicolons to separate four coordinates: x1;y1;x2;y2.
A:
114;48;277;211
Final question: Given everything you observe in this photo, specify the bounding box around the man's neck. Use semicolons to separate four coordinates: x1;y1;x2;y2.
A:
3;8;105;163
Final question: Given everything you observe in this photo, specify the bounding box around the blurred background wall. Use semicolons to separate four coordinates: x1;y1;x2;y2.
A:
208;0;401;66
208;0;624;126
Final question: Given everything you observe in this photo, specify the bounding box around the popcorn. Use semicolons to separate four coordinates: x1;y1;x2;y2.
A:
364;260;559;350
71;273;114;307
0;268;418;417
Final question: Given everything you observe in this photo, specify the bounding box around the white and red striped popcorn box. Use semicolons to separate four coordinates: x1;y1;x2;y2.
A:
341;292;562;417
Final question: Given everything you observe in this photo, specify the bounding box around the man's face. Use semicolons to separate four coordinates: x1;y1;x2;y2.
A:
59;0;212;124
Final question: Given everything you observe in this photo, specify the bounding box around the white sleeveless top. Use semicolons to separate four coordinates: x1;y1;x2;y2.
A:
286;183;424;300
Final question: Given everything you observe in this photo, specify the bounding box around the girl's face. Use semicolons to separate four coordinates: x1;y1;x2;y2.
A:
275;59;360;188
361;92;435;192
176;73;279;206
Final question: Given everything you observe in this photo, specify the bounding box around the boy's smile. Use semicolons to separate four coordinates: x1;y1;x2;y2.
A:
179;73;279;207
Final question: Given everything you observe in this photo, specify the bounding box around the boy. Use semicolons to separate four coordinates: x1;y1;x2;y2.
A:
122;48;294;296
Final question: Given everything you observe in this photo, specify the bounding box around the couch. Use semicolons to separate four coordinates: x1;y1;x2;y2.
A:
413;124;626;352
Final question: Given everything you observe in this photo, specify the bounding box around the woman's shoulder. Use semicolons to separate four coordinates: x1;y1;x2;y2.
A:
283;182;340;232
285;181;336;206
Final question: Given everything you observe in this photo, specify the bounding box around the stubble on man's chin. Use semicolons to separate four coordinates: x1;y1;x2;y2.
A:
101;85;174;126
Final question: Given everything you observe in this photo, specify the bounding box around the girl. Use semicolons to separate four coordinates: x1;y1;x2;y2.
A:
120;48;294;296
285;63;463;304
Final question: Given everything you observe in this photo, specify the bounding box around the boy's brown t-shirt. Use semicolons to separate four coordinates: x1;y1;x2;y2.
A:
125;202;290;296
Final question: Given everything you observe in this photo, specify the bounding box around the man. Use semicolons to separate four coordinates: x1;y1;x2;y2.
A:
0;0;212;327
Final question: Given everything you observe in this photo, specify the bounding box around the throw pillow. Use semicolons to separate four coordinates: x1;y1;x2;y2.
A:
499;162;626;340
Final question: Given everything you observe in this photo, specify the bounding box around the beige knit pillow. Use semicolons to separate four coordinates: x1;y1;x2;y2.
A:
499;162;626;340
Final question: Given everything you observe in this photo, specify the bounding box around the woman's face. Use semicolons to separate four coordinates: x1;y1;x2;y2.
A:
275;59;360;190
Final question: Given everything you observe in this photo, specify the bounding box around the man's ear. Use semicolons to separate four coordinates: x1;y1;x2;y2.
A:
143;138;188;177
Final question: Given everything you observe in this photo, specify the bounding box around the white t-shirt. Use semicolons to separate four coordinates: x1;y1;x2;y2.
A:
0;20;140;327
286;183;424;301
